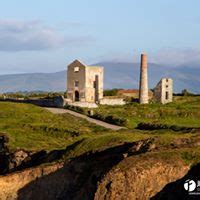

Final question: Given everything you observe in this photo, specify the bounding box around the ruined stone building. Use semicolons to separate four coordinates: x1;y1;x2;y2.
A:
138;53;174;105
67;60;104;103
153;78;173;104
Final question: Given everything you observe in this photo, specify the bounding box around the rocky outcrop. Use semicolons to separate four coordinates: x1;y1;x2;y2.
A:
151;163;200;200
0;162;64;200
0;138;155;200
0;147;65;174
0;137;196;200
0;138;83;174
8;150;29;171
94;155;190;200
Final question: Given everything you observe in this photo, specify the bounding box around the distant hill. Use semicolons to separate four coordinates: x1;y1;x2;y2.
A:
0;71;66;93
98;62;200;93
0;62;199;93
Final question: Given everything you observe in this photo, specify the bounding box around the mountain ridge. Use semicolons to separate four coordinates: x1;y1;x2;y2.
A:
0;62;199;93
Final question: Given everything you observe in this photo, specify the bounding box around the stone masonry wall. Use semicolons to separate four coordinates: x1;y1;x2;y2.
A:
99;98;126;105
154;78;173;104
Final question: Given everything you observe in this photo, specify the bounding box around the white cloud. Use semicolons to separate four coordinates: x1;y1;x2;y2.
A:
0;19;92;51
99;48;200;67
150;48;200;67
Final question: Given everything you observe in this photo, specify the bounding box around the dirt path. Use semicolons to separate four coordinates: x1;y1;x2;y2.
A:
45;107;125;131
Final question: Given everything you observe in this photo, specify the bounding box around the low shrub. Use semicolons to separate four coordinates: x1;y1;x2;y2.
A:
64;105;86;114
91;113;127;126
136;122;194;132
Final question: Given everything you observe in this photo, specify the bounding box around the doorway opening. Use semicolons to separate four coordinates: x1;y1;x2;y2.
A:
75;91;80;101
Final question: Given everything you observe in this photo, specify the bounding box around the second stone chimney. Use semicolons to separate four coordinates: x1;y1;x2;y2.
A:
139;53;149;104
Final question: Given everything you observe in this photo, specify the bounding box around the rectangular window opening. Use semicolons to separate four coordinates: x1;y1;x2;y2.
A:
165;91;169;100
75;81;79;87
93;81;96;88
74;67;79;72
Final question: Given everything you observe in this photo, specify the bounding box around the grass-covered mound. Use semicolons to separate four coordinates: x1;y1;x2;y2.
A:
0;102;108;151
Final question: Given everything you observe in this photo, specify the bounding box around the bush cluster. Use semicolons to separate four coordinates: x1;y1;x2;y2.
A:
64;105;86;114
91;113;127;126
136;122;193;131
103;89;120;96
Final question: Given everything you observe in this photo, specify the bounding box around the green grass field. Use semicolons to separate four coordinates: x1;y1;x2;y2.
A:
0;96;200;165
0;102;108;151
92;96;200;128
0;102;152;152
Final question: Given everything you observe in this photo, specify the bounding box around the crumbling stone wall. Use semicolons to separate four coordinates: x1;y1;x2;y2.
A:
85;66;104;103
0;96;65;108
99;98;126;105
153;78;173;104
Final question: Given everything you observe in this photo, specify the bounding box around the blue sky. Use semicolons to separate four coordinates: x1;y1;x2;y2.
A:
0;0;200;74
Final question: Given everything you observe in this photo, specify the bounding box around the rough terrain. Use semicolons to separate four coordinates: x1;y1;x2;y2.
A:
0;98;199;199
0;136;200;200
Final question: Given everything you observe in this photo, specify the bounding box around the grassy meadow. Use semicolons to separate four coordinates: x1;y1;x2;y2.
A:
0;102;152;152
92;96;200;128
0;102;106;151
0;96;199;165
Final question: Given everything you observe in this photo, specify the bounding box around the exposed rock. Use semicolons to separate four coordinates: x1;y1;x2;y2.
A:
8;150;29;170
0;162;65;200
151;163;200;200
0;137;196;200
0;138;156;200
94;155;190;200
0;139;85;174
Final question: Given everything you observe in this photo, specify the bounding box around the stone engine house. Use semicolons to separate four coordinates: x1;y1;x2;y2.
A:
153;78;173;104
67;60;104;103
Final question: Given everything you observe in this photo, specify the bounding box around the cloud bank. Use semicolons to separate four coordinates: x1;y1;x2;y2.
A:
100;48;200;68
151;48;200;67
0;19;91;51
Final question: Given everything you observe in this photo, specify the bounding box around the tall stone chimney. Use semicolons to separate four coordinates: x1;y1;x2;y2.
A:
139;53;149;104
